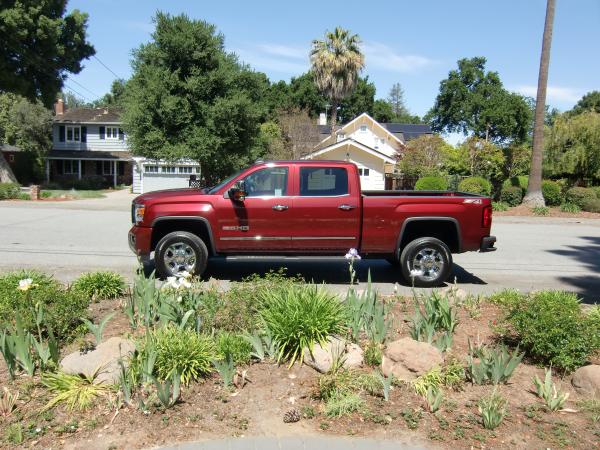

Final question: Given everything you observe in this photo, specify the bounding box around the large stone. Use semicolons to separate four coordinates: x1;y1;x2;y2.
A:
381;337;443;380
303;336;364;373
60;337;135;384
571;365;600;397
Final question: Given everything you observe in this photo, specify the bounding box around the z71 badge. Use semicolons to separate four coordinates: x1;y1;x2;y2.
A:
222;225;249;231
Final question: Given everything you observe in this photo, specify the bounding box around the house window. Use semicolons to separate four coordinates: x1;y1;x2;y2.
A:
144;165;158;173
162;166;176;174
63;160;77;174
359;125;368;132
66;126;80;142
179;166;193;174
106;127;119;139
194;167;201;174
358;168;370;177
103;161;114;175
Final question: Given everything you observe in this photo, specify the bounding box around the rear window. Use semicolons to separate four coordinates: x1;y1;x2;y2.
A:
299;167;348;196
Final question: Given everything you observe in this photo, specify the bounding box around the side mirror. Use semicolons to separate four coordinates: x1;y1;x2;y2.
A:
229;180;247;202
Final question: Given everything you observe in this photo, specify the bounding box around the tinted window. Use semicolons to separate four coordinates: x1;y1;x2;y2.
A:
300;167;348;196
243;167;288;197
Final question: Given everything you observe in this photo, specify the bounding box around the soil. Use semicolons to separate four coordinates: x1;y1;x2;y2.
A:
1;297;599;450
495;204;600;219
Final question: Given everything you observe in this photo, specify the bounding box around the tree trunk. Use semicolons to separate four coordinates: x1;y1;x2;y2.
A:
330;100;339;136
0;152;18;183
523;0;555;207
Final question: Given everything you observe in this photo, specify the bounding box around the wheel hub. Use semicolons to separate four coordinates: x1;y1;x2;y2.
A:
412;247;444;281
163;242;196;276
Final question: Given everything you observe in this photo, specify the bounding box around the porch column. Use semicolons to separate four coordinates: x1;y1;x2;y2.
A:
113;160;117;187
78;159;82;180
45;159;50;183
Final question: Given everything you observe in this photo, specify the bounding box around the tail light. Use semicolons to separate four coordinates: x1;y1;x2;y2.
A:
482;205;492;228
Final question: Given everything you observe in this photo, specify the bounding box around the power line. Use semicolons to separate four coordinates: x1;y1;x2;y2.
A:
63;83;91;102
66;78;100;99
93;55;122;79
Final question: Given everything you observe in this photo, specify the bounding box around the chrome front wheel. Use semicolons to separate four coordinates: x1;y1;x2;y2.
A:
154;231;208;279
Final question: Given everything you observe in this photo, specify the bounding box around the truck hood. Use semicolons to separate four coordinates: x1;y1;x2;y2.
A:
134;188;209;205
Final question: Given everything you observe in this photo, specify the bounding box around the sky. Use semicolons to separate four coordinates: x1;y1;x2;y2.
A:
66;0;599;123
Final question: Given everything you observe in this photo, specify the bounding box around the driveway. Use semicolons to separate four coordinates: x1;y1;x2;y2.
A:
0;194;599;304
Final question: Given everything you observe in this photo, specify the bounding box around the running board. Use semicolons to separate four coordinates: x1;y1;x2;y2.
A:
219;255;347;262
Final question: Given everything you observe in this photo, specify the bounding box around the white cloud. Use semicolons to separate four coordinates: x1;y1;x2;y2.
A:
361;42;436;73
513;85;583;104
256;44;308;60
122;20;154;34
233;48;309;75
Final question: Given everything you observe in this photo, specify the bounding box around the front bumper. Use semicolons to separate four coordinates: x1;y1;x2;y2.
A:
480;235;497;252
128;226;152;256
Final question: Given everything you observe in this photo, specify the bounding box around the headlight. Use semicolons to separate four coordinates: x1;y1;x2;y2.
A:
134;204;145;225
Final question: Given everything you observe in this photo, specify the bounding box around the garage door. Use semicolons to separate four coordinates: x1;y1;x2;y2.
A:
142;174;191;193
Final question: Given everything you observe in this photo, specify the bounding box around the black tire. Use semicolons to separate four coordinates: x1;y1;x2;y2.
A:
154;231;208;279
400;237;452;287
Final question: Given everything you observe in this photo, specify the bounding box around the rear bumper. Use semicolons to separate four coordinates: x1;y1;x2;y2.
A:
480;235;497;252
128;226;152;256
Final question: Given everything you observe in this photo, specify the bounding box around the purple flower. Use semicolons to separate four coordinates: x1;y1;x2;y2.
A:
345;248;361;260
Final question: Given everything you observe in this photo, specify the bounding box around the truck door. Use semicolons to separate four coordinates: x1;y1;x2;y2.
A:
291;165;361;252
216;165;294;252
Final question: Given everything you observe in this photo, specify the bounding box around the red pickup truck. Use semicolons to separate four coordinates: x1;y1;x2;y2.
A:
129;161;496;287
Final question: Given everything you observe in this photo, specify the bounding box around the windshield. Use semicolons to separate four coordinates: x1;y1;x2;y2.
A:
207;169;245;194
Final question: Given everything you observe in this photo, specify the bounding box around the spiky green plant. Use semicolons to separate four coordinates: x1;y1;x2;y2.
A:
151;370;181;409
532;368;569;411
410;291;458;351
467;341;523;384
478;390;507;430
212;355;236;387
425;387;444;413
42;370;114;410
324;391;365;418
412;367;443;396
376;372;394;401
72;271;126;300
82;312;115;344
0;387;19;417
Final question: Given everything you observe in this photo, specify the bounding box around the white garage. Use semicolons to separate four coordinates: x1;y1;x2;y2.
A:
132;158;201;194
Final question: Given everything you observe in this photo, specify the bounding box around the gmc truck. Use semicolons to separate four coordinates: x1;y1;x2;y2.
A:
129;161;496;287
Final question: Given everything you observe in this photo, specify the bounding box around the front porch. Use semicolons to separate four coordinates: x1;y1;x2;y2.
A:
45;150;132;188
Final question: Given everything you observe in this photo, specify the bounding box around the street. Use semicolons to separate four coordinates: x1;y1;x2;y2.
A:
1;192;599;304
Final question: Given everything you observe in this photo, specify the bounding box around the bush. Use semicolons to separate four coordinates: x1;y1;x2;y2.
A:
72;175;107;190
532;206;549;216
72;271;126;301
565;187;596;208
492;201;509;212
0;182;21;200
560;202;581;213
591;186;600;198
581;197;600;213
458;177;491;196
216;332;253;364
500;186;523;206
148;325;218;384
0;271;89;342
541;180;562;206
259;284;346;366
502;176;529;193
504;290;600;372
414;176;448;191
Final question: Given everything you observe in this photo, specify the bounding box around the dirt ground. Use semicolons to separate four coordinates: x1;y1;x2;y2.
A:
1;297;599;450
494;204;600;219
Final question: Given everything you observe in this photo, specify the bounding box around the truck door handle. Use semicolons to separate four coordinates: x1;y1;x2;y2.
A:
338;204;356;210
272;204;289;211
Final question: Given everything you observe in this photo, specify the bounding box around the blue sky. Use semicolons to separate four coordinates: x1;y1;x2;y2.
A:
67;0;599;120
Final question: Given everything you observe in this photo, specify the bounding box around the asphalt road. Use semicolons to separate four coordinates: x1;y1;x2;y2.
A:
1;191;599;304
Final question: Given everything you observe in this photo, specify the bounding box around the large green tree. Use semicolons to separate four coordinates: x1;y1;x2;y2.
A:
92;79;127;108
388;82;409;117
0;0;95;107
310;27;365;131
569;91;600;116
122;13;270;183
428;57;532;144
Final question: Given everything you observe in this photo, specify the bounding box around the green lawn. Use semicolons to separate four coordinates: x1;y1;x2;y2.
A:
41;189;106;199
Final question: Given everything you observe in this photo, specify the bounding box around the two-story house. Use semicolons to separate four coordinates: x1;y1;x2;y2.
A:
45;99;201;193
303;112;432;190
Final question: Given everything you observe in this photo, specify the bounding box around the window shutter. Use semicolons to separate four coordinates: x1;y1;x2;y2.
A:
99;126;105;139
59;126;65;142
119;128;124;140
81;126;87;143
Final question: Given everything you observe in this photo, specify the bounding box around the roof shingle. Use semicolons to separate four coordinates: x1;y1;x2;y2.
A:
54;108;122;124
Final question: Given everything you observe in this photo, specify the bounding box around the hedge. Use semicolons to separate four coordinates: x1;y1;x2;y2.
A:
502;176;529;194
500;186;523;206
458;177;492;196
581;197;600;213
565;187;596;208
414;176;448;191
541;180;562;206
0;182;21;200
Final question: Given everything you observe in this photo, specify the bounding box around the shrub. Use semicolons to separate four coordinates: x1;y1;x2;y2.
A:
259;284;346;366
560;202;581;213
72;271;126;301
488;289;526;308
216;332;253;364
500;186;523;206
504;290;600;372
467;342;523;384
324;391;365;418
581;197;600;213
502;176;529;193
0;182;21;199
147;325;218;384
458;177;491;196
531;206;549;216
492;201;509;212
541;180;562;206
478;390;507;430
414;176;448;191
591;186;600;198
565;187;596;208
0;271;88;342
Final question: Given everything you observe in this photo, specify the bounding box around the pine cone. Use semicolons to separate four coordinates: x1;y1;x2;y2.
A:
283;408;301;423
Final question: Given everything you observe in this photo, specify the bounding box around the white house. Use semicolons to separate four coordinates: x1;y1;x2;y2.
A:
303;113;432;190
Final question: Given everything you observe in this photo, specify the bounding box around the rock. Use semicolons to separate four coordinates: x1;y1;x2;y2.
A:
303;336;363;373
572;365;600;397
60;337;135;384
381;337;443;380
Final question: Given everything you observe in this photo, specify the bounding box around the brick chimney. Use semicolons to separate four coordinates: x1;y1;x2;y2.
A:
55;98;65;116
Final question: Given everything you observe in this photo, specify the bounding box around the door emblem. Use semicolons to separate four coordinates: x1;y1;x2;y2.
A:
222;225;250;231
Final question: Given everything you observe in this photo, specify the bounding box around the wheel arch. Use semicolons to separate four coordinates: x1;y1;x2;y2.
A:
151;216;216;256
396;217;462;257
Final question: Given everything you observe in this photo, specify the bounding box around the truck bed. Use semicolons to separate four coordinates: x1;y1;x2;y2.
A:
362;190;484;197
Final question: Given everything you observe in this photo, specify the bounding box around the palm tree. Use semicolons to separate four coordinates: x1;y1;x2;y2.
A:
523;0;556;207
310;27;365;132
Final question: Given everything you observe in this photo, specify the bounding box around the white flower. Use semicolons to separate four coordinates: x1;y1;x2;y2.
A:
162;276;180;290
178;278;192;289
177;271;192;279
344;248;361;260
17;278;34;291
